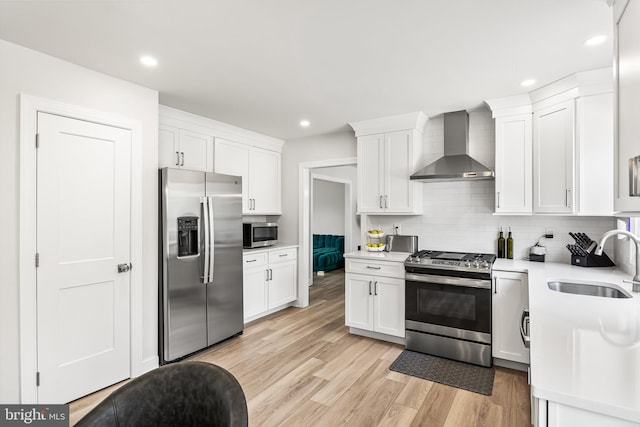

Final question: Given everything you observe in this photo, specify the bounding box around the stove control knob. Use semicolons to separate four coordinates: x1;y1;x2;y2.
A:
482;260;489;268
465;261;472;268
473;261;480;268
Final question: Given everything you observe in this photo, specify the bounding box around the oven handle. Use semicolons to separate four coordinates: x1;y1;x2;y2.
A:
405;273;492;290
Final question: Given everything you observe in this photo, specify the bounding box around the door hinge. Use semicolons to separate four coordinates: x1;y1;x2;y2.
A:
35;133;40;149
35;253;40;268
36;372;40;387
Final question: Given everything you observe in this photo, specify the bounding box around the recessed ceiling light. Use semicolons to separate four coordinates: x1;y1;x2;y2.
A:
300;120;310;127
140;55;158;67
520;79;537;87
584;35;607;46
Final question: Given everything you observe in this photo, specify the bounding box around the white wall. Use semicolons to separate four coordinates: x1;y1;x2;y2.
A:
313;179;345;235
279;130;357;245
365;109;616;262
0;40;159;403
311;165;360;252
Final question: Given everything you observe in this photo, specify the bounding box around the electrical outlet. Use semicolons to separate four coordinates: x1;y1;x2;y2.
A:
393;224;401;235
545;228;554;239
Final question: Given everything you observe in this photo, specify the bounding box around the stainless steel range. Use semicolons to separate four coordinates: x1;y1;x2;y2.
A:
404;250;496;367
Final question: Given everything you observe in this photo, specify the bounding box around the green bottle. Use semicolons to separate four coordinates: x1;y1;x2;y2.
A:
497;227;505;258
507;227;513;259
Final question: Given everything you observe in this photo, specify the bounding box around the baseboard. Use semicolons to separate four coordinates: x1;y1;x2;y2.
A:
349;327;405;345
493;357;529;372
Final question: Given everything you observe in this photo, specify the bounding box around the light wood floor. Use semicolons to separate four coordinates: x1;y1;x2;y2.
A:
70;269;531;426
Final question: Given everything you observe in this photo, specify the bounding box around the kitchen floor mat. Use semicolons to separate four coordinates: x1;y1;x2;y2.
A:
389;350;495;396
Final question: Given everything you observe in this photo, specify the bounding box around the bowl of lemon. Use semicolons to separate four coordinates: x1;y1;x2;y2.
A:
367;229;385;239
365;242;386;252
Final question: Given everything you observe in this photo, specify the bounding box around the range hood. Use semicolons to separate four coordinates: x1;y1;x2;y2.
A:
410;110;494;182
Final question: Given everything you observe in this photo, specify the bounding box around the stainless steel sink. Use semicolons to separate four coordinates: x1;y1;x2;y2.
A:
547;280;631;299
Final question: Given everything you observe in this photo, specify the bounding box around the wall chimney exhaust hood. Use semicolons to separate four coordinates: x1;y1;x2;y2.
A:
410;110;494;182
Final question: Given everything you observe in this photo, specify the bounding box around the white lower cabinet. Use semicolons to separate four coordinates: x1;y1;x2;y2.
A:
492;270;530;364
534;399;639;427
345;258;405;339
243;247;297;322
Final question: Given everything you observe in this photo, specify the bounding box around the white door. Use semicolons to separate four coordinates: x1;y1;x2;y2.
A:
373;277;405;338
249;148;281;214
533;100;575;213
357;134;384;213
384;130;413;213
214;139;250;212
495;114;533;214
344;273;373;331
36;112;131;403
268;261;297;309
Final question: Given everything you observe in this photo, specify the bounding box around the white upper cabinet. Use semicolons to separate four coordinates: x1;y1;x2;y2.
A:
533;100;576;214
215;138;281;215
159;105;284;215
614;0;640;213
487;68;614;216
159;124;213;172
486;96;533;214
350;112;426;215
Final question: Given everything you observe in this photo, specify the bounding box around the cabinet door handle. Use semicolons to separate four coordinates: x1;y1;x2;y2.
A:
496;192;500;209
368;281;372;295
374;281;378;296
384;195;388;209
279;254;288;257
379;195;383;209
180;152;185;166
246;259;257;263
493;277;497;294
175;151;180;166
630;156;640;197
565;188;571;208
520;309;531;348
269;268;273;281
366;266;381;270
265;269;269;281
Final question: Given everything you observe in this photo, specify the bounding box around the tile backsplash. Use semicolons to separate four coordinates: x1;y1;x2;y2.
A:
365;109;616;262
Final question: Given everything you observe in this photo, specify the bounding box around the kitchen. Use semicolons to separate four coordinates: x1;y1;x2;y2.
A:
1;1;639;426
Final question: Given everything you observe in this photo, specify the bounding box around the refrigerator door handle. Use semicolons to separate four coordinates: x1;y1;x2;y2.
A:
201;196;210;284
208;196;215;282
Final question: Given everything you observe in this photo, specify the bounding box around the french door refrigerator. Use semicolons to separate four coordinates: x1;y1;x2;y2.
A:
159;167;243;364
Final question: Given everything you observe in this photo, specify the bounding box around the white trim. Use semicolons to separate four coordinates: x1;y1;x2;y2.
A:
159;105;284;152
348;111;427;137
296;157;356;308
19;94;145;403
310;173;353;284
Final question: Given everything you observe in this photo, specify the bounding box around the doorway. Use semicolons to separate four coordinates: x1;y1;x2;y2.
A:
19;95;144;404
297;157;357;308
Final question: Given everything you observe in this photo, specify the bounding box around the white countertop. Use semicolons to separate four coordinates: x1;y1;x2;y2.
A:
344;250;411;263
242;243;298;254
495;259;640;423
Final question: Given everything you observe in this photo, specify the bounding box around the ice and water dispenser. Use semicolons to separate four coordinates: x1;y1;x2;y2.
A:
177;216;199;257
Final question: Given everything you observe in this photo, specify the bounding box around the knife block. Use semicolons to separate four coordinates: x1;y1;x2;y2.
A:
570;251;615;267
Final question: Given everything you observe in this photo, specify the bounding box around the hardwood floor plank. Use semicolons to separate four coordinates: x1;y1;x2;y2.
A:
378;403;420;427
410;382;458;427
69;268;532;427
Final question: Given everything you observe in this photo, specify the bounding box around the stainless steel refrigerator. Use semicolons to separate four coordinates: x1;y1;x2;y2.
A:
159;167;243;364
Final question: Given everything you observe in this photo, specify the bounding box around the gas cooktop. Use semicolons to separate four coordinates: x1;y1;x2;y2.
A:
405;250;496;274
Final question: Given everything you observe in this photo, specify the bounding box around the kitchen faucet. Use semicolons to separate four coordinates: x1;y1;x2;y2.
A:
595;230;640;292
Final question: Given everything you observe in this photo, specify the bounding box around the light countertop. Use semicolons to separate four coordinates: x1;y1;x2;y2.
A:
242;243;298;254
344;250;411;263
495;259;640;423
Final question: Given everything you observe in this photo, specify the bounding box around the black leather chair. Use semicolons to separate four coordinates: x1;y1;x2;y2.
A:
75;361;248;427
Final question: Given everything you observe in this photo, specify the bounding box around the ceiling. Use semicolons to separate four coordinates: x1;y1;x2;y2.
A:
0;0;613;140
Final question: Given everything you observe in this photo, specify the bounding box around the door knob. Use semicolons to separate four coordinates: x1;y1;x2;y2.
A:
117;263;132;273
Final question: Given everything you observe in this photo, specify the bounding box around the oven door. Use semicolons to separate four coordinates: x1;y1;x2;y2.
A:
405;273;491;344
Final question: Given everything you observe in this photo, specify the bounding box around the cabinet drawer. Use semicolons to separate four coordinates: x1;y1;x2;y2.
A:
345;259;404;278
269;248;297;263
243;252;268;269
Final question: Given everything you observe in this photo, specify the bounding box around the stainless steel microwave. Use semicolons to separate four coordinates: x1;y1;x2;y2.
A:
243;222;278;248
